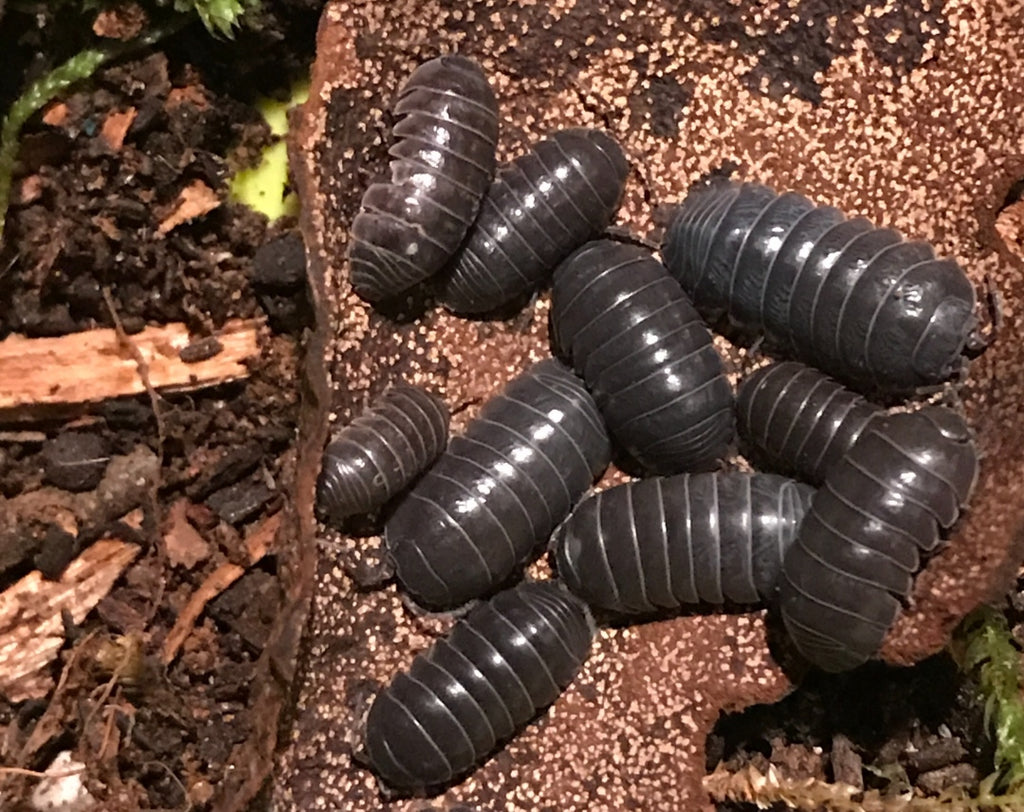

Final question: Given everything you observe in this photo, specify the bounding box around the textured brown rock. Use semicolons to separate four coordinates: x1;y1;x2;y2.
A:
276;0;1024;809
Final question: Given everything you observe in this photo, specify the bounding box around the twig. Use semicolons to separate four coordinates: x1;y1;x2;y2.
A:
160;512;281;665
101;286;166;464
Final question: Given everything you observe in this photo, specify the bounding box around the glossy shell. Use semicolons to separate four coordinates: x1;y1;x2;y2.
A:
365;580;594;793
661;181;979;395
778;405;978;672
385;358;611;610
737;361;882;486
439;128;629;314
550;472;814;615
349;55;499;302
551;239;735;474
316;384;449;523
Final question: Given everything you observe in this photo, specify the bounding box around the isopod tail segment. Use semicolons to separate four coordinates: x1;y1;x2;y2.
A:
776;404;979;673
363;579;595;796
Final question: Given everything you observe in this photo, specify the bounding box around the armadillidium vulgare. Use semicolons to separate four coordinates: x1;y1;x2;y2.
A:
550;472;814;615
316;384;450;523
737;361;882;486
349;55;499;303
385;359;611;610
551;239;735;474
439;128;629;314
777;405;978;672
661;181;980;395
364;579;594;794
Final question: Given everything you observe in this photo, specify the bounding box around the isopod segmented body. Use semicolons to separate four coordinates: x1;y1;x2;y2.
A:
550;473;815;615
316;384;449;524
385;359;611;610
551;240;735;474
365;580;594;793
737;361;882;486
778;405;978;672
439;128;629;314
349;55;499;303
661;181;979;395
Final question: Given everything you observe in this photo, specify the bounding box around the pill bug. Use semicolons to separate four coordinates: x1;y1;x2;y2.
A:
316;384;450;524
777;405;979;672
364;579;594;794
385;358;611;610
549;472;815;615
438;128;629;314
661;181;981;395
737;361;882;486
349;55;499;303
550;239;735;474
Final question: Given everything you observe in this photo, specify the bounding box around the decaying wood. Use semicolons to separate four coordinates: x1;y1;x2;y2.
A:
0;539;139;703
160;511;281;666
0;319;259;417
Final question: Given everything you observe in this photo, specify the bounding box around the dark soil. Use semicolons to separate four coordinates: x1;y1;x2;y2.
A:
0;3;321;809
710;652;994;809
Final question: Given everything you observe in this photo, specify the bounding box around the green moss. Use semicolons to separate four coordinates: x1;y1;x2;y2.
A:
955;605;1024;791
0;47;112;248
229;79;309;221
168;0;261;38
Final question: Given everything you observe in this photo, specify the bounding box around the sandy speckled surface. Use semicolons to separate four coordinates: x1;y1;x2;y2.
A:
276;1;1024;808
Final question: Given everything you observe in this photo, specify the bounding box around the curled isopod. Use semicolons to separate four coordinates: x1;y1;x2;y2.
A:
777;405;979;672
316;384;449;524
364;580;594;794
737;361;882;486
661;181;981;395
551;239;735;474
385;359;611;610
550;472;815;615
438;128;629;314
349;55;499;303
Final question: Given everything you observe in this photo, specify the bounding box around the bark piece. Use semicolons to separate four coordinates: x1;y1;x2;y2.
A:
273;1;1024;810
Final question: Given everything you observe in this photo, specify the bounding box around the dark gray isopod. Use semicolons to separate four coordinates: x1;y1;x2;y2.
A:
385;358;611;610
778;405;979;672
439;128;629;314
364;580;594;793
550;472;815;615
737;361;882;486
551;239;735;474
661;181;980;395
316;384;449;523
349;55;499;303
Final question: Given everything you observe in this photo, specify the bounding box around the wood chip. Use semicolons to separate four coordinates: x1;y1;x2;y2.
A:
157;179;221;234
0;539;139;702
163;499;211;569
100;108;137;151
92;2;147;40
41;103;69;128
0;319;259;418
161;511;280;665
